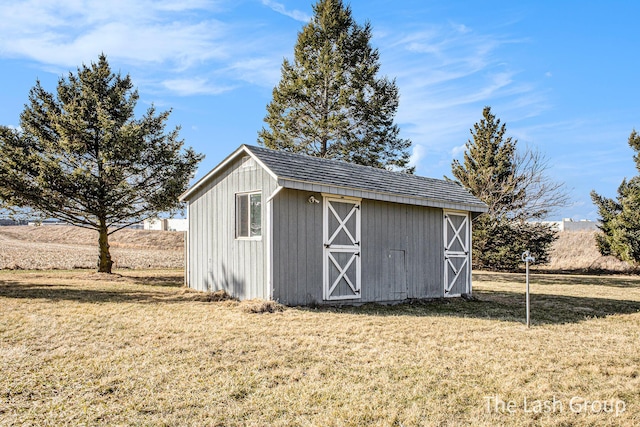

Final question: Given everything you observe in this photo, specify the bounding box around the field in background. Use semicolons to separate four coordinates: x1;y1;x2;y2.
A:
535;230;636;273
1;269;638;425
1;225;636;273
0;226;184;270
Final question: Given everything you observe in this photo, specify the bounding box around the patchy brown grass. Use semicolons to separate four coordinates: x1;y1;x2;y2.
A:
1;269;639;426
239;299;286;314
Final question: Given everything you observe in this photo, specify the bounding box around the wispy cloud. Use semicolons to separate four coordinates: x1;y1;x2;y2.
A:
9;21;228;72
408;143;426;169
0;0;289;96
0;1;227;69
451;143;467;158
373;21;549;177
161;78;235;96
261;0;311;23
225;58;283;87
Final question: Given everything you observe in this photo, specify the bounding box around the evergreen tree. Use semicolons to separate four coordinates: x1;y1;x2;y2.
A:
452;107;524;220
591;130;640;263
451;107;564;270
0;55;202;273
471;217;558;270
258;0;413;172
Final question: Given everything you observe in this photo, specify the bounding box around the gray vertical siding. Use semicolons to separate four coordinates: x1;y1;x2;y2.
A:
271;189;324;305
187;156;277;299
406;204;445;298
272;191;445;305
361;200;443;302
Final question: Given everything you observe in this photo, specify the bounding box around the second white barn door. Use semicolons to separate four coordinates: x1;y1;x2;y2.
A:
443;210;471;296
323;196;362;301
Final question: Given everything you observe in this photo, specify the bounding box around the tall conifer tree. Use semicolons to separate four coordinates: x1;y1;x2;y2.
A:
452;107;524;220
451;107;563;270
258;0;413;172
0;55;202;273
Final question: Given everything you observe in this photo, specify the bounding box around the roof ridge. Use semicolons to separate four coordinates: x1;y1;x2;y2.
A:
244;144;454;185
181;144;486;212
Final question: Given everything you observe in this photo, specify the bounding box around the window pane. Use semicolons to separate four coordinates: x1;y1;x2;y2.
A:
250;193;262;237
237;194;248;237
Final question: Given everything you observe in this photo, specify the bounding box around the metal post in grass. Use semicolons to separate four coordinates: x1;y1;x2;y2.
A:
521;250;535;328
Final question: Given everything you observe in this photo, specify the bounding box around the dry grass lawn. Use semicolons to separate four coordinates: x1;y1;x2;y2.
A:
1;270;639;426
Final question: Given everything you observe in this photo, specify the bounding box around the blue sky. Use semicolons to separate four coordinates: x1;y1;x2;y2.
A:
1;0;638;220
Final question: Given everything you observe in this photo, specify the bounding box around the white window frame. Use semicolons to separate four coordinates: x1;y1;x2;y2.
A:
236;191;262;240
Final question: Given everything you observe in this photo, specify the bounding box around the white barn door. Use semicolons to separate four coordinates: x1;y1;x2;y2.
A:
323;196;362;301
443;210;471;296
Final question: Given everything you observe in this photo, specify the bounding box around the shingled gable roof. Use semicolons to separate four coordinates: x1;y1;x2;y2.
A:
181;144;488;213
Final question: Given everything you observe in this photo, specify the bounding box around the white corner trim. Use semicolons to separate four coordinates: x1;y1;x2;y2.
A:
266;185;284;203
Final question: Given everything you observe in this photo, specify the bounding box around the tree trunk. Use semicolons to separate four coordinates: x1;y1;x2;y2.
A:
97;221;113;273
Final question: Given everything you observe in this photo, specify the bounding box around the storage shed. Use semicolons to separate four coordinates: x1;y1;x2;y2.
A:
180;144;487;305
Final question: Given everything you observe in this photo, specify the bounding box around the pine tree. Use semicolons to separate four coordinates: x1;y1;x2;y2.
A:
591;130;640;263
0;55;202;273
452;107;524;220
258;0;413;172
451;107;564;270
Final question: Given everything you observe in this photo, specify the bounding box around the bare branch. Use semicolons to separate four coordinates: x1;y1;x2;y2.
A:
512;145;571;220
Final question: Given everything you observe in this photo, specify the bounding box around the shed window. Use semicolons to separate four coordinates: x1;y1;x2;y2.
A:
236;192;262;238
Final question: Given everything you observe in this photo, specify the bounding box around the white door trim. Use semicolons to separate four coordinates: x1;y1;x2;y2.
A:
443;210;471;297
323;195;362;301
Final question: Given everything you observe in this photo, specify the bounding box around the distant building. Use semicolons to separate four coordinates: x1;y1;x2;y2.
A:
27;219;67;226
144;218;166;230
143;218;187;232
538;218;599;232
166;219;188;231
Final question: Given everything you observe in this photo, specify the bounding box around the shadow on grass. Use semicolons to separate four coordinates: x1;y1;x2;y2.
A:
475;272;640;289
303;290;640;325
3;275;640;325
0;277;192;304
125;274;184;287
